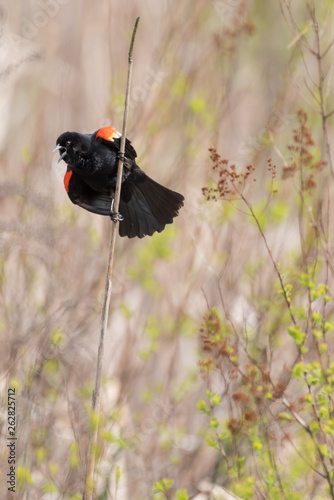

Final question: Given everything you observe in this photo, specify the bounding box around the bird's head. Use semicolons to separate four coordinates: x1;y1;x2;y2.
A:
53;132;91;165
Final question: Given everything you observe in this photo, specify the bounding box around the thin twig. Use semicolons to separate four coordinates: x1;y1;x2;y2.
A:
282;397;334;494
82;17;140;500
236;188;296;326
311;11;334;176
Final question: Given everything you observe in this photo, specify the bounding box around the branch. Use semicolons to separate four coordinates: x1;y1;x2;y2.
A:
82;17;140;500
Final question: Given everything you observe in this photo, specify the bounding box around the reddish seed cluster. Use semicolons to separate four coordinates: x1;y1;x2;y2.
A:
313;160;327;171
227;409;257;437
284;109;327;189
198;358;214;372
227;417;242;435
199;309;239;373
267;157;277;180
198;310;303;440
229;366;239;380
213;1;255;56
282;162;298;179
232;391;250;406
202;148;256;201
243;410;257;422
304;175;316;191
204;110;326;202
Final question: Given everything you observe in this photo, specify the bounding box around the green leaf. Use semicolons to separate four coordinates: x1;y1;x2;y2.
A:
319;342;327;353
50;328;65;347
311;284;330;302
9;377;20;391
119;304;132;318
234;476;255;499
206;438;218;449
188;96;206;115
212;394;221;406
292;362;306;379
300;272;313;288
253;439;263;451
311;311;322;326
319;444;331;458
153;478;174;493
312;328;322;340
42;481;58;494
206;390;221;406
176;489;189;500
295;306;307;321
305;394;313;403
310;420;320;434
36;446;46;463
229;356;239;364
287;325;306;346
278;412;293;422
236;456;246;469
196;400;210;414
69;441;80;469
319;406;328;418
324;425;334;436
171;74;188;97
210;417;219;429
43;358;59;375
89;410;101;432
145;317;160;340
307;375;319;386
324;322;333;332
317;393;327;405
17;466;33;486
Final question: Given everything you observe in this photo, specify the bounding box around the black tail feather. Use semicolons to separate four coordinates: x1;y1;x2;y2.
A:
119;175;184;238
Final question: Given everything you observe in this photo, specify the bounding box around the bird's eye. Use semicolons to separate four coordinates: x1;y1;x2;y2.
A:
65;141;71;147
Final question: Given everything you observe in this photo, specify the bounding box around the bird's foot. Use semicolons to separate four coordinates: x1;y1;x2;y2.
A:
110;198;124;222
117;151;127;163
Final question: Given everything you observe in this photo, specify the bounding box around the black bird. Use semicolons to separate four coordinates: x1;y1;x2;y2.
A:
54;126;184;238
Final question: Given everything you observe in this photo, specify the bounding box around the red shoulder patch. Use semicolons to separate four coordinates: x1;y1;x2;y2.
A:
64;170;73;193
95;126;121;142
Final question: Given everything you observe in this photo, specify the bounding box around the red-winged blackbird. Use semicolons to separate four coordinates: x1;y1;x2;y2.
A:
54;126;184;238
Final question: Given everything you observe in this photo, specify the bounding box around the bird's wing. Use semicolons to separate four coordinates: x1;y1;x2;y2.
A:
119;173;184;238
94;126;137;161
65;169;112;215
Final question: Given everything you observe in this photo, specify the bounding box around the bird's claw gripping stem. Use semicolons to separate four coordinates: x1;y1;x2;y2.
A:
118;152;126;163
110;198;124;222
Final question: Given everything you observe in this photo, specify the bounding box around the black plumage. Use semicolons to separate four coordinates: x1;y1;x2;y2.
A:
54;126;184;238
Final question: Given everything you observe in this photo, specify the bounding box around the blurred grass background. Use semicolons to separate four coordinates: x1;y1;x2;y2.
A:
1;1;334;499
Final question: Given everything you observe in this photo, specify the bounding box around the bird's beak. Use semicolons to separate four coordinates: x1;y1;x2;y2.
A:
53;144;68;163
57;150;68;163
